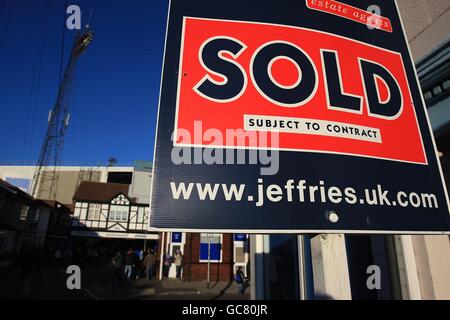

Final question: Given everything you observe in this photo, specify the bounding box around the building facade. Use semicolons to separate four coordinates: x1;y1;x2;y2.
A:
157;232;249;281
0;164;136;204
71;181;156;242
0;179;53;266
0;163;249;281
3;4;449;290
250;0;450;300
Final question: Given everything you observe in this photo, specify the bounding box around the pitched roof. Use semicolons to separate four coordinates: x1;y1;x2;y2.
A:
0;178;53;209
73;181;131;203
40;200;74;213
0;178;24;196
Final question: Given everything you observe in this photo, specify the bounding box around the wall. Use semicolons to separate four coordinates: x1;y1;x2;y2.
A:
129;170;152;204
397;0;450;60
183;233;235;282
52;170;86;204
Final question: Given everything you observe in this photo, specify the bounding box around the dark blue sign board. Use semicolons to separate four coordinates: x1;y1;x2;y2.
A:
172;232;182;243
150;0;450;234
235;234;247;241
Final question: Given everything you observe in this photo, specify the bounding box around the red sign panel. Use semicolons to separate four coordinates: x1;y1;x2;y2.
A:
174;17;426;165
305;0;393;33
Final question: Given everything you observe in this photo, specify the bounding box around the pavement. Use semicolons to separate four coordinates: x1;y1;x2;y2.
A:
0;261;251;300
0;262;91;300
84;264;250;300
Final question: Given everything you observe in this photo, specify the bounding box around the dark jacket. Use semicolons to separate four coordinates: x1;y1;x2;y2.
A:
111;253;123;269
143;253;156;267
125;252;134;265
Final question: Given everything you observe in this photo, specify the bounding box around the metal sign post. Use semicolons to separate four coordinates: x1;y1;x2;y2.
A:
297;235;308;300
158;232;165;280
207;234;211;289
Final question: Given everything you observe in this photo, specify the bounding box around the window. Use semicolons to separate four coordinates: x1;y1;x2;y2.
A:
109;205;129;222
88;204;101;220
34;208;40;223
235;247;246;263
199;233;222;263
234;234;248;264
137;207;144;222
20;205;29;221
21;233;34;249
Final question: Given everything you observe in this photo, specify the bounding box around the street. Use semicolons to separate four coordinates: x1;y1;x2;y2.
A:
0;261;250;300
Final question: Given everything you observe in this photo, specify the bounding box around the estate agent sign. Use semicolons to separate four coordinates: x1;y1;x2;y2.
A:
150;0;450;234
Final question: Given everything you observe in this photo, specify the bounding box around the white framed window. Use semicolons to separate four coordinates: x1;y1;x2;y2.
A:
109;205;129;222
168;232;185;256
233;234;249;277
199;233;223;263
137;207;144;223
20;205;29;221
88;203;101;220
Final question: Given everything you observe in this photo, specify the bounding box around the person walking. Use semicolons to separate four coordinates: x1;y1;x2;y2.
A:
124;248;134;280
163;253;172;278
143;250;156;280
174;250;183;279
234;266;247;294
138;249;145;278
107;250;124;291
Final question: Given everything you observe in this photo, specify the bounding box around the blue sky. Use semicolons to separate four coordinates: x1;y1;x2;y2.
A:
0;0;169;166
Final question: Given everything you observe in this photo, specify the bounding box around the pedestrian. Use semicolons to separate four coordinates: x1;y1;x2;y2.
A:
143;250;156;280
108;250;123;290
234;266;247;294
174;250;183;279
124;248;134;280
163;253;172;278
134;248;140;260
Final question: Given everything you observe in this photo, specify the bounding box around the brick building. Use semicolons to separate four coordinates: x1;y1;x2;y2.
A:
157;232;249;282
